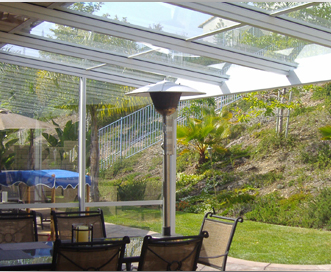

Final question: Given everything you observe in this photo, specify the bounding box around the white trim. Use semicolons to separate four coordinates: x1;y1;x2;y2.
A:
173;2;331;48
78;77;86;212
85;200;163;208
0;32;226;84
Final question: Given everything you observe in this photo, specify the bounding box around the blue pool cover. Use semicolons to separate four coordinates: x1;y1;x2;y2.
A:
0;169;91;189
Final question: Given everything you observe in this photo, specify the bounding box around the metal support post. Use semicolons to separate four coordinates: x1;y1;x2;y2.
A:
78;77;86;212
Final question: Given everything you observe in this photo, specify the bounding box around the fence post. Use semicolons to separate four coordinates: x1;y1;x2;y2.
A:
120;117;123;159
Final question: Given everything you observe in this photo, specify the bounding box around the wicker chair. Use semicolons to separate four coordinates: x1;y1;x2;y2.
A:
138;231;209;271
198;212;243;271
0;211;38;243
51;209;106;241
52;236;130;271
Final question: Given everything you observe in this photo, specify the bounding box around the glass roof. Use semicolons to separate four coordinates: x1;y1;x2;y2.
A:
196;25;306;63
284;2;331;30
0;44;167;83
59;2;306;66
65;2;212;38
26;20;228;78
241;2;309;12
0;1;331;97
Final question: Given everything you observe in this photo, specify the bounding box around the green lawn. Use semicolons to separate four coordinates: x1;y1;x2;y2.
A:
103;207;331;265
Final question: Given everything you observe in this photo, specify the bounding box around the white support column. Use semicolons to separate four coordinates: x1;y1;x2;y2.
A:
78;77;87;211
167;112;177;235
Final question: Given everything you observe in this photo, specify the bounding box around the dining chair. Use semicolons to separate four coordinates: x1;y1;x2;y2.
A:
52;236;130;271
51;209;106;241
138;231;209;271
0;210;38;243
198;212;243;271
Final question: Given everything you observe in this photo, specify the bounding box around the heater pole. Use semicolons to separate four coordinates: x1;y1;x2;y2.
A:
162;114;171;236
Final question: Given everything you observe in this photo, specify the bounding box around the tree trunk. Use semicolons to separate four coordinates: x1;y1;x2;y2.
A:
198;151;207;165
28;129;34;170
277;88;286;135
89;107;100;202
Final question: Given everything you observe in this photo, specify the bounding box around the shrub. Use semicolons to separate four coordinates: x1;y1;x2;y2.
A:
257;130;297;153
117;177;147;201
303;188;331;230
245;192;309;226
298;142;331;169
247;172;284;188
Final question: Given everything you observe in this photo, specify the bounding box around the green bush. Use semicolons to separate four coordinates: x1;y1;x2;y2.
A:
245;192;309;226
117;176;147;201
247;172;284;188
298;142;331;169
253;129;297;157
303;188;331;230
176;150;197;173
216;188;256;216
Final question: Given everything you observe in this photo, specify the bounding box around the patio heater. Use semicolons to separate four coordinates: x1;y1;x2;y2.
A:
126;80;205;236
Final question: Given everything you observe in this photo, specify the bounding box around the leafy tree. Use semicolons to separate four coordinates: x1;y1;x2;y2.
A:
42;120;79;164
232;90;299;135
36;3;151;201
0;130;19;172
177;106;232;165
180;98;215;120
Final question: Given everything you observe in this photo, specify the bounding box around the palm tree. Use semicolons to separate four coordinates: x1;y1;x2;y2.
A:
177;106;232;165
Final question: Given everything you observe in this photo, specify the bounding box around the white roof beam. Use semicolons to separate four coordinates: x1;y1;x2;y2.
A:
0;2;295;75
0;32;227;84
270;2;318;17
186;23;243;42
0;53;152;87
171;2;331;48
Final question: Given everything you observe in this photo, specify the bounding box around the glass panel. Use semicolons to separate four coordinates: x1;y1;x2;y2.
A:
197;24;307;63
65;2;212;38
0;64;80;207
132;44;227;76
239;2;308;13
28;22;227;76
284;2;331;30
1;44;102;69
0;44;165;82
102;205;162;235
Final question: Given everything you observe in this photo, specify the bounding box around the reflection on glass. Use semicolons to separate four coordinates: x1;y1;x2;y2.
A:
101;205;163;234
65;2;211;38
28;21;226;76
240;2;307;12
285;2;331;30
197;22;306;63
0;64;80;205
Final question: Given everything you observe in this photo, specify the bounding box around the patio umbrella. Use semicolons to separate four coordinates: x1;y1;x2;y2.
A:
0;109;57;170
0;109;55;130
126;80;205;235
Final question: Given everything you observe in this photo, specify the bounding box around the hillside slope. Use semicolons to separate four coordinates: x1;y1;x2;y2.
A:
104;84;331;225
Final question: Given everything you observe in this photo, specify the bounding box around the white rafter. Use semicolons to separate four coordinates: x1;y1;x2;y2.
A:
171;2;331;48
0;2;296;75
0;32;226;85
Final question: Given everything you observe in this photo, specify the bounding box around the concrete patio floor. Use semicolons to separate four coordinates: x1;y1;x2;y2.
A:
104;223;331;271
38;221;331;271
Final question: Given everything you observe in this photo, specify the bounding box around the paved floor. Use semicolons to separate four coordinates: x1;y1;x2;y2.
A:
104;223;331;271
39;222;331;271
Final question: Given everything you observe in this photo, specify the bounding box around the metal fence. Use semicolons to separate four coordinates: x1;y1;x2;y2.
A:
99;94;241;170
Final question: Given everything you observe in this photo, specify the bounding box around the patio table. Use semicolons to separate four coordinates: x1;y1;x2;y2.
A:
0;241;53;271
0;237;144;271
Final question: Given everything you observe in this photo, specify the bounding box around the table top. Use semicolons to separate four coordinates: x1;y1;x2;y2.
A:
0;237;144;270
0;241;53;271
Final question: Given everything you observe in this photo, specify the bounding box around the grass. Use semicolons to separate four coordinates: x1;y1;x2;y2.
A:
103;207;331;265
